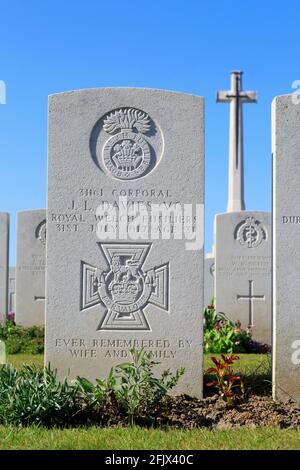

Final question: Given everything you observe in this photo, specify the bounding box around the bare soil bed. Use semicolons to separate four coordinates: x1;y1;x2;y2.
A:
80;393;300;430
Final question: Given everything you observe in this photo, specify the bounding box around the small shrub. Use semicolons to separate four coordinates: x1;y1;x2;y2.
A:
204;304;251;354
0;321;44;354
76;347;185;426
114;348;184;426
0;364;79;427
76;368;118;411
206;354;245;406
4;337;23;354
0;320;16;337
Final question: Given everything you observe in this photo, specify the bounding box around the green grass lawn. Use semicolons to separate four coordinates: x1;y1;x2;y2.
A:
7;352;270;373
204;353;270;372
7;353;44;369
0;425;299;450
0;352;277;450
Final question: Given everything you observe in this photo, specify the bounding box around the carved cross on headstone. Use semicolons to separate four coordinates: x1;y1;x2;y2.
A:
217;71;257;212
237;280;265;327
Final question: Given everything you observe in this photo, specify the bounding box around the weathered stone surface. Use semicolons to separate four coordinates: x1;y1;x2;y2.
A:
215;211;271;344
204;253;215;308
15;210;46;326
272;94;300;402
8;267;16;313
46;88;204;397
0;213;9;322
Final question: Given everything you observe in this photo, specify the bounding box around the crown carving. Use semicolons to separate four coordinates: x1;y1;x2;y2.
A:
110;280;139;303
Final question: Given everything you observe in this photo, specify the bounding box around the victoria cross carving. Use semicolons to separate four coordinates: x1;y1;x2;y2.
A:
81;243;169;330
102;108;153;180
234;217;266;248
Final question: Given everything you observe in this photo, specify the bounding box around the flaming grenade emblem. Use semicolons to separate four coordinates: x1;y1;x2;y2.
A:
102;108;152;180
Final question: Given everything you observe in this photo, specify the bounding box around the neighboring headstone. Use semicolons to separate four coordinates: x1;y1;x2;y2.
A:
46;88;204;397
272;94;300;402
204;253;215;308
0;213;9;323
15;210;46;327
8;267;16;313
215;211;271;345
0;339;5;365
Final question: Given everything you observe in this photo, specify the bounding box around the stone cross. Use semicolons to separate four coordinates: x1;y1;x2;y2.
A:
217;71;257;212
8;268;16;313
237;280;265;327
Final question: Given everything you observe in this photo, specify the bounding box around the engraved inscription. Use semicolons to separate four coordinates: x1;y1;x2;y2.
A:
282;215;300;224
54;337;192;359
234;217;266;248
81;243;169;331
48;187;189;235
218;255;271;277
20;254;46;274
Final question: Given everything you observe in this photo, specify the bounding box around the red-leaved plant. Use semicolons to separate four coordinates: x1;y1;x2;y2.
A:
206;354;245;406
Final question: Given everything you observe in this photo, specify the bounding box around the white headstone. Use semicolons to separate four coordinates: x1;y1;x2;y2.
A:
272;93;300;401
204;253;215;308
0;339;5;364
0;213;9;323
46;88;204;397
215;211;271;344
15;210;46;326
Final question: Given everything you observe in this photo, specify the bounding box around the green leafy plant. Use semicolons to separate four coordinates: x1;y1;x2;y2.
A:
0;320;16;337
204;304;251;354
76;348;185;426
0;364;79;427
0;321;44;354
76;367;118;411
114;348;184;426
206;354;245;406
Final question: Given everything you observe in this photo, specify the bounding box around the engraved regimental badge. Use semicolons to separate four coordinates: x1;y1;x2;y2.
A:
81;243;169;330
35;220;47;246
235;217;266;248
102;108;153;180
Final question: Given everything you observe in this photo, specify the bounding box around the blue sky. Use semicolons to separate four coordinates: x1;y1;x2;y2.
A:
0;0;298;263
